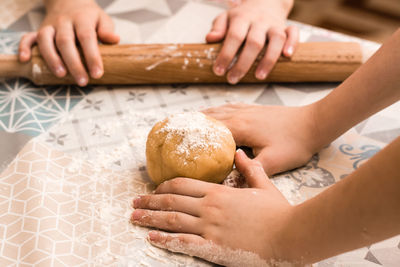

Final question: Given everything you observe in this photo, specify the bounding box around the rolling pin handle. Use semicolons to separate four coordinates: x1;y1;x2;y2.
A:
0;54;32;80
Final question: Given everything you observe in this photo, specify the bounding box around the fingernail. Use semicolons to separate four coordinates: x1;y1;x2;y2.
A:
256;70;267;80
236;148;245;156
131;210;143;221
148;231;160;241
228;72;240;84
55;66;65;77
287;46;293;56
92;67;103;79
214;65;225;76
77;77;88;87
133;197;141;208
20;51;27;59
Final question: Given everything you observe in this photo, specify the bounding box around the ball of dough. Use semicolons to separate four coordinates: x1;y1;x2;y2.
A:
146;111;236;185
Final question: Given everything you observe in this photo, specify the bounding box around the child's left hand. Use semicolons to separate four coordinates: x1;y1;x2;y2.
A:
131;149;294;265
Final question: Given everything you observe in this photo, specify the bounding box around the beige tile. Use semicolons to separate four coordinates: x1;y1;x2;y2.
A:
19;236;36;259
5;217;22;239
22;250;50;265
55;241;72;255
2;242;19;260
37;235;54;254
39;217;58;232
15;160;31;175
10;200;25;214
23;217;38;232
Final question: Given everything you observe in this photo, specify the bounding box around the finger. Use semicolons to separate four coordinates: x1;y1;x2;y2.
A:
206;12;228;43
75;18;103;79
97;13;120;44
227;25;266;84
148;231;230;265
202;102;248;115
213;18;250;76
201;111;246;146
254;147;310;176
235;149;270;189
37;26;67;77
131;209;203;234
254;148;276;175
155;177;216;197
256;27;286;80
55;21;89;86
283;25;299;57
133;194;201;217
18;32;37;62
202;106;237;118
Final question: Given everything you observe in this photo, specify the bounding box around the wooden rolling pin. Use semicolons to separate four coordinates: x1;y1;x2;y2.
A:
0;42;363;85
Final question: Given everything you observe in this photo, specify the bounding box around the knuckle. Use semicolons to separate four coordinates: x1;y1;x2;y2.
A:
227;10;238;18
56;35;72;47
77;30;94;42
168;178;185;190
270;28;286;40
162;195;174;210
228;32;243;42
55;16;68;26
166;213;178;227
139;196;150;207
202;226;222;243
37;29;48;41
250;160;263;171
177;235;187;244
248;38;264;51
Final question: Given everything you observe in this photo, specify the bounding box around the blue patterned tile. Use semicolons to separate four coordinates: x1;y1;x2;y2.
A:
0;32;22;54
0;78;92;136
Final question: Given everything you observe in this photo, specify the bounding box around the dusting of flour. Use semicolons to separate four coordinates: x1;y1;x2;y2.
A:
57;106;304;266
159;112;230;158
149;232;296;267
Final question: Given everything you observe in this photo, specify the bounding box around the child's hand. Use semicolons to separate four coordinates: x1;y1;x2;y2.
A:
203;103;321;175
131;150;295;265
18;0;119;86
207;0;297;84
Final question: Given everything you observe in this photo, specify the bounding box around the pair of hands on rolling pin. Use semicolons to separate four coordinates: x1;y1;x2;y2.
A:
132;29;400;265
18;0;297;86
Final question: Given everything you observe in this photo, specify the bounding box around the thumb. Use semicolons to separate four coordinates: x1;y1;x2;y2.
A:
254;148;279;176
206;12;228;43
97;14;120;44
234;149;272;189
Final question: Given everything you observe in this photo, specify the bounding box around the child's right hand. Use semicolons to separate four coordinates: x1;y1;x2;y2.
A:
203;103;321;176
206;0;297;84
18;0;119;86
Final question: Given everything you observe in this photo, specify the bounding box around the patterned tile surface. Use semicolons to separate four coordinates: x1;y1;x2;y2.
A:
0;0;399;266
0;140;211;266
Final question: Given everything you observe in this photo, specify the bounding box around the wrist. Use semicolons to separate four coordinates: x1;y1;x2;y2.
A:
305;99;342;153
44;0;95;12
280;0;294;16
299;104;327;155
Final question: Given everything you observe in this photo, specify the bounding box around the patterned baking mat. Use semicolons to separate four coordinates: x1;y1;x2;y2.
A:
1;0;400;266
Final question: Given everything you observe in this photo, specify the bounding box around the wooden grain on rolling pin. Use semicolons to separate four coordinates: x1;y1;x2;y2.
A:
0;42;363;85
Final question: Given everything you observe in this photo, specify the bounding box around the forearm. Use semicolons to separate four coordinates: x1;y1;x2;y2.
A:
311;29;400;150
280;136;400;263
